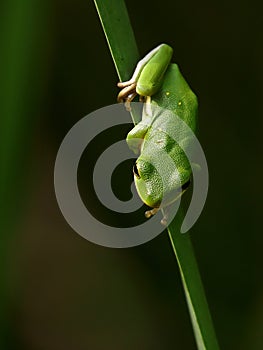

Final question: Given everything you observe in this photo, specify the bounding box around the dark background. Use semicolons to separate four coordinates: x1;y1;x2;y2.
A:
1;0;262;349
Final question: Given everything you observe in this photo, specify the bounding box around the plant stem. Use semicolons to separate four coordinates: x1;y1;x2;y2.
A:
167;210;220;349
93;1;220;348
94;0;139;82
93;0;141;125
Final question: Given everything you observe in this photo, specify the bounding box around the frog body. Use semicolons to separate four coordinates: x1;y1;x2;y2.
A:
118;44;198;213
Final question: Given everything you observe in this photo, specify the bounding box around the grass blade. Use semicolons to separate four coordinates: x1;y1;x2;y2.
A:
93;1;220;348
94;0;139;82
168;210;220;349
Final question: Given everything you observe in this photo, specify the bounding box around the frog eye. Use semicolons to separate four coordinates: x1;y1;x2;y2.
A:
181;179;191;191
133;163;140;179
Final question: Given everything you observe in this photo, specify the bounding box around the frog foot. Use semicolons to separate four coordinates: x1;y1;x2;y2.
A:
117;81;138;111
145;207;170;226
160;212;168;226
145;207;159;219
160;205;173;226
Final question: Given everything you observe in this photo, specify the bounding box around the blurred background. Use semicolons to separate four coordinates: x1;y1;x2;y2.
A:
1;0;263;349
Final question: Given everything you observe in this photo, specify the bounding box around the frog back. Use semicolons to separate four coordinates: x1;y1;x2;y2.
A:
151;63;198;132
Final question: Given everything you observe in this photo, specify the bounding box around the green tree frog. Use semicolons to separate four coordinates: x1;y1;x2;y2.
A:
117;44;198;222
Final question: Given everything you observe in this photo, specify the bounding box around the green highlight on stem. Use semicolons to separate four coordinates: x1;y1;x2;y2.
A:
94;0;139;82
93;1;220;349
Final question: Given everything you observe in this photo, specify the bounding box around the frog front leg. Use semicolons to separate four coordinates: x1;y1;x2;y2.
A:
126;122;149;154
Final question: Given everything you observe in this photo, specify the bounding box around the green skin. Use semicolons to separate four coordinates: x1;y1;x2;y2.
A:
118;44;198;216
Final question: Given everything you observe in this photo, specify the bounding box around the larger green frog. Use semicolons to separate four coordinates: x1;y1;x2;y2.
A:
118;44;198;220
